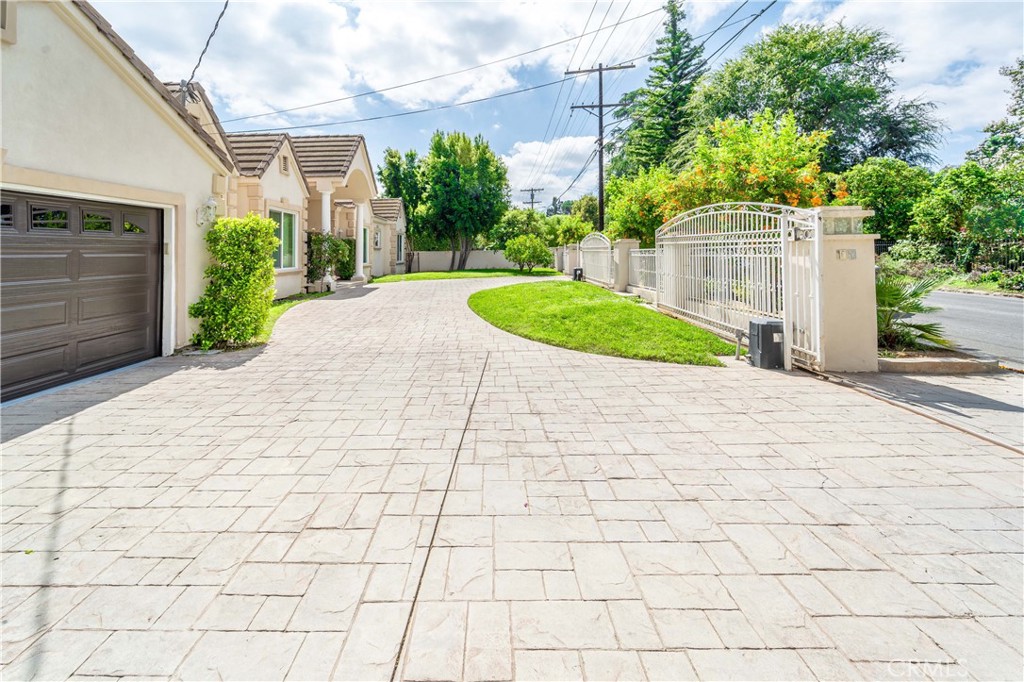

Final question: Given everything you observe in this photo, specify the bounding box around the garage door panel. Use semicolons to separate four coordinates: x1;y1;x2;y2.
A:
79;251;151;279
78;290;151;322
77;326;153;368
1;344;70;388
1;191;161;401
0;251;73;283
1;300;69;335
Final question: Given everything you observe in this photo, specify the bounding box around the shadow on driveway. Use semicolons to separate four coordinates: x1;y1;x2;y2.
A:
1;347;265;443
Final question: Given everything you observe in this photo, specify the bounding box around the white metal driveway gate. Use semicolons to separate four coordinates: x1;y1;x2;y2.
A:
655;203;822;370
580;232;613;287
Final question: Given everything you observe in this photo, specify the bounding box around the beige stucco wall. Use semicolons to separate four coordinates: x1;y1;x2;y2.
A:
413;250;519;272
819;234;879;372
1;2;231;351
237;143;309;299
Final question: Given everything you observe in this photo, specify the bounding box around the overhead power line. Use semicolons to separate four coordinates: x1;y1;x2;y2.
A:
237;76;580;133
216;5;664;125
182;0;229;103
557;149;599;201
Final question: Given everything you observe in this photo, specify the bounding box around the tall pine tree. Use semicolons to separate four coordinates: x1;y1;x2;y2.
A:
610;0;704;175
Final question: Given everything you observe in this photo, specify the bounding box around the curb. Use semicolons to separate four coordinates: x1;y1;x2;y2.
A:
878;356;1002;374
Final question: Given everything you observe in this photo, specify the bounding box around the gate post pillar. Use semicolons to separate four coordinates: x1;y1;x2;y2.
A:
818;207;878;372
613;239;639;292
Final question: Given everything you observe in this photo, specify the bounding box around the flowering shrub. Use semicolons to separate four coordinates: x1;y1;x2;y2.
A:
660;111;830;216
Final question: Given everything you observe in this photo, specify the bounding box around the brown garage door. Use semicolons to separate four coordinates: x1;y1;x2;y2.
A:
1;191;162;400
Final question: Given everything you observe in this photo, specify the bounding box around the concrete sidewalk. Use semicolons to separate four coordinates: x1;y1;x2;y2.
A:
2;277;1021;681
837;371;1024;451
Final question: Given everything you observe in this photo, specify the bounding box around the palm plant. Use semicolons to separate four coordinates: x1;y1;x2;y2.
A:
876;274;952;350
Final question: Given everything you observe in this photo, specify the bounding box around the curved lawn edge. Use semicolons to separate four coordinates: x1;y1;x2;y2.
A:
468;280;734;367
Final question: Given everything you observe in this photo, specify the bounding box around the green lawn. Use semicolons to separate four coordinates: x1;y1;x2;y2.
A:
373;268;559;283
256;291;333;344
468;280;735;366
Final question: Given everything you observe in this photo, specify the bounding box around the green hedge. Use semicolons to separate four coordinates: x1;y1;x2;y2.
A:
306;232;352;283
336;237;356;279
188;214;277;349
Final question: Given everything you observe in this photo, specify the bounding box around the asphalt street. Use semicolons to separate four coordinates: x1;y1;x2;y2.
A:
921;290;1024;367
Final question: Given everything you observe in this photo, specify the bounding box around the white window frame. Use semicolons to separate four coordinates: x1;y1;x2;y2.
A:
373;228;382;249
269;209;298;270
396;233;405;263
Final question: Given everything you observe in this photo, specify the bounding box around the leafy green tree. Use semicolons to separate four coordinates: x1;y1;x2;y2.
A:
684;24;942;173
842;158;932;241
571;194;599;227
611;0;704;174
419;131;510;269
968;58;1023;170
189;214;277;349
660;111;830;217
377;148;422;249
504;234;552;272
548;214;593;246
606;165;675;246
487;208;537;250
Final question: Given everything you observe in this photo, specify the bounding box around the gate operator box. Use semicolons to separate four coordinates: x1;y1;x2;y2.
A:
749;318;784;369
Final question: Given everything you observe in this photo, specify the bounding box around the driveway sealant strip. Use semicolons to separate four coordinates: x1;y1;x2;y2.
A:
389;351;491;681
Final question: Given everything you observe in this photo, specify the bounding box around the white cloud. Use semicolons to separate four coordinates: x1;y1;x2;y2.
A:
92;0;657;129
502;135;598;206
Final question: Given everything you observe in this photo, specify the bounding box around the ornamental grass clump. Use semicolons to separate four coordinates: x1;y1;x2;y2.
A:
189;213;277;349
875;273;952;350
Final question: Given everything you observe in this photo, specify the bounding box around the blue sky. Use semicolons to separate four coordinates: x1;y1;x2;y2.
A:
95;0;1023;208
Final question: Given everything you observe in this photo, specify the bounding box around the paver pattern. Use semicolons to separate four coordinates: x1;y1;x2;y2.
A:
2;277;1022;681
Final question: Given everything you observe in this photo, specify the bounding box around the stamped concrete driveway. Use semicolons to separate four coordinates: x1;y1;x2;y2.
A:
2;277;1022;681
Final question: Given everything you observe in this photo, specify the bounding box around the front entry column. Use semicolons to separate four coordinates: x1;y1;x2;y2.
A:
316;179;333;234
354;203;366;281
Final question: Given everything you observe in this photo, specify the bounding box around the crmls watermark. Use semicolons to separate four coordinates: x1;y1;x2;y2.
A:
886;660;967;679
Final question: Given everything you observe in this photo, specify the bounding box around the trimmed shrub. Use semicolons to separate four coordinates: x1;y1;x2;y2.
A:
505;234;552;272
335;237;356;279
189;214;277;349
307;233;353;283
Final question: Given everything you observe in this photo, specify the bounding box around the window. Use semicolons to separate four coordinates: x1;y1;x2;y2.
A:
362;227;369;264
123;214;147;234
1;0;15;45
373;229;381;249
396;233;405;262
82;211;113;233
1;202;13;230
280;155;290;175
31;206;69;231
270;209;297;269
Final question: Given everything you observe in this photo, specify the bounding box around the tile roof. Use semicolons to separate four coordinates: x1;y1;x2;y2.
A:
290;135;365;178
371;198;404;222
164;81;240;170
224;133;287;177
71;1;234;172
334;199;357;208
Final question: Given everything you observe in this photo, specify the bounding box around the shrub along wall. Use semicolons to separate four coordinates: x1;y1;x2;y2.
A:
189;213;277;349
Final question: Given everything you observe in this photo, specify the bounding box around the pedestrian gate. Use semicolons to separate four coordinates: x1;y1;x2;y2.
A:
580;232;613;287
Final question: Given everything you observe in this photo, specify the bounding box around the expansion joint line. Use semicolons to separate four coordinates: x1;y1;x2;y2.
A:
390;351;491;681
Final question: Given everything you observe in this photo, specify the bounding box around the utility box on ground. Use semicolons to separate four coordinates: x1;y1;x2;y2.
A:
573;268;584;281
749;318;784;369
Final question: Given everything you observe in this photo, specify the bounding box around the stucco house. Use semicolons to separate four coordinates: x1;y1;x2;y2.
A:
167;85;312;299
370;198;408;276
225;133;311;298
290;135;380;280
0;1;234;399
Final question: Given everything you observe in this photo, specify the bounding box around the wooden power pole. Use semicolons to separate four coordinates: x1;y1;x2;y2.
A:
521;187;545;228
566;62;634;232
